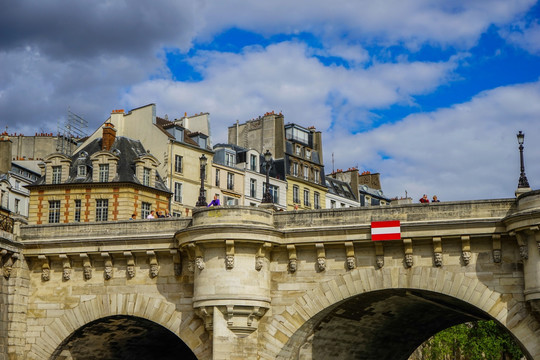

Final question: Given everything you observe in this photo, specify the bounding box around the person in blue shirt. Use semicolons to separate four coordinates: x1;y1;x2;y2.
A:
208;194;220;207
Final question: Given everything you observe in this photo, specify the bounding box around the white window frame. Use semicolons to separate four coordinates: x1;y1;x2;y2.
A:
96;199;108;222
142;167;151;186
48;200;61;223
174;182;183;203
52;166;62;184
99;164;109;182
175;155;183;173
293;185;299;203
250;178;256;198
227;172;234;191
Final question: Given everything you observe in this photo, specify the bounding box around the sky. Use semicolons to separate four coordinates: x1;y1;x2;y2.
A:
1;0;540;201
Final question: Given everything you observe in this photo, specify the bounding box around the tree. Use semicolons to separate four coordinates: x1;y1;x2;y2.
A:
418;320;524;360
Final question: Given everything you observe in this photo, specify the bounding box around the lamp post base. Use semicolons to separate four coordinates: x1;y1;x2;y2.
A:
516;187;532;197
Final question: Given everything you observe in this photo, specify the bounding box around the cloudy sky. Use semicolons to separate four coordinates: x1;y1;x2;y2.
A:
2;0;540;201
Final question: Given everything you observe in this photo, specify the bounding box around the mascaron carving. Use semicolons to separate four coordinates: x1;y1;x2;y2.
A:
317;257;326;272
288;259;297;273
255;257;264;271
346;256;356;270
462;251;471;265
405;254;413;268
225;255;234;270
434;252;443;267
376;255;384;269
519;245;528;260
493;249;502;263
195;256;205;270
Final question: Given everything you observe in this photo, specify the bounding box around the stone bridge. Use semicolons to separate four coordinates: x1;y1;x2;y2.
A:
1;192;540;359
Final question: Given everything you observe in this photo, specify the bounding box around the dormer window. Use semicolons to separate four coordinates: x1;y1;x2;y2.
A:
99;164;109;182
52;166;62;184
295;145;302;156
77;165;87;177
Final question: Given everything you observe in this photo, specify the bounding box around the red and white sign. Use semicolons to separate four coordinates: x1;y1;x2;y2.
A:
371;220;401;241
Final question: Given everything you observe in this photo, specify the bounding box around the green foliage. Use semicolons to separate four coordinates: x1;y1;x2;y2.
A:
420;320;524;360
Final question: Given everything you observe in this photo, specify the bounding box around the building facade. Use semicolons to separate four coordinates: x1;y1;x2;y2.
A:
75;106;215;215
228;112;327;210
27;124;171;224
328;168;391;207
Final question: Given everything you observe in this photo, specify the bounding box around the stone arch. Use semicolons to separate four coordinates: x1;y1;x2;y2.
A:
262;266;540;359
28;293;208;360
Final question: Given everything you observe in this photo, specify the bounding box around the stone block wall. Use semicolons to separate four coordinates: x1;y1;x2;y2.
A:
22;252;205;359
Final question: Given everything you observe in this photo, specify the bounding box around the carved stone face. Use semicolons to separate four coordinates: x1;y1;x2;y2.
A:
346;256;355;270
288;259;297;273
255;257;264;271
126;265;135;278
225;255;234;269
150;264;159;278
3;265;12;279
104;266;112;280
434;252;443;267
519;245;528;260
376;256;384;268
63;268;71;281
42;267;50;281
83;265;92;280
405;254;413;268
195;257;205;270
493;249;502;263
317;257;326;271
462;251;471;265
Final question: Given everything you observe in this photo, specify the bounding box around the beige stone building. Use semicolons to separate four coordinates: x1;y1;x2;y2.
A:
228;112;327;210
75;105;215;215
26;124;171;224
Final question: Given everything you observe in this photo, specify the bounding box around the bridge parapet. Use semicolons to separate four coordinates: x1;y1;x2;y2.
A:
504;190;540;321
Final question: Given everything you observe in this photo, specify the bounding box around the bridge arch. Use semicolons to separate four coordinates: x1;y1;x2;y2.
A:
264;267;539;360
28;293;208;360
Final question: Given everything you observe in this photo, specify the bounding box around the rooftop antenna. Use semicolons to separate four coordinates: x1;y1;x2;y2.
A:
332;152;335;173
57;108;88;155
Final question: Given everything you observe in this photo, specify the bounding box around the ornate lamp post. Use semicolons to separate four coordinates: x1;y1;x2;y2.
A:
517;131;530;189
196;154;208;207
262;150;273;203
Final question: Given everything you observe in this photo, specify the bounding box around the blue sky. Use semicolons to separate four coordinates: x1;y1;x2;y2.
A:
2;0;540;201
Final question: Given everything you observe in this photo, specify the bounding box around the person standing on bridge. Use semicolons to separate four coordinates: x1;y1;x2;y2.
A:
419;194;429;203
208;194;220;207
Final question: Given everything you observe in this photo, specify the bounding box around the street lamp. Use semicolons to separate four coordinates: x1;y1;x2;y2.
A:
262;150;273;203
517;131;530;189
196;154;208;206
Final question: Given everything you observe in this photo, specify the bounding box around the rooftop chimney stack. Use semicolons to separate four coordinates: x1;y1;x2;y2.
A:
0;134;12;174
102;122;117;151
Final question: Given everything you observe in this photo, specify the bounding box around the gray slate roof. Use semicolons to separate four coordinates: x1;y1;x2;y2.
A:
32;136;169;193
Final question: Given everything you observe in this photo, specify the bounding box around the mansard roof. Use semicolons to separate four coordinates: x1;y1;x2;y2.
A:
325;176;357;200
31;136;169;193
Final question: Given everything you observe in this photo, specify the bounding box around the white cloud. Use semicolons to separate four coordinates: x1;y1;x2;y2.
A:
501;20;540;55
197;0;536;48
122;41;458;141
325;81;540;201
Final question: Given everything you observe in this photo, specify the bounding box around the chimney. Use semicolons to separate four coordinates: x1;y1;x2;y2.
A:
102;122;117;151
0;134;12;174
